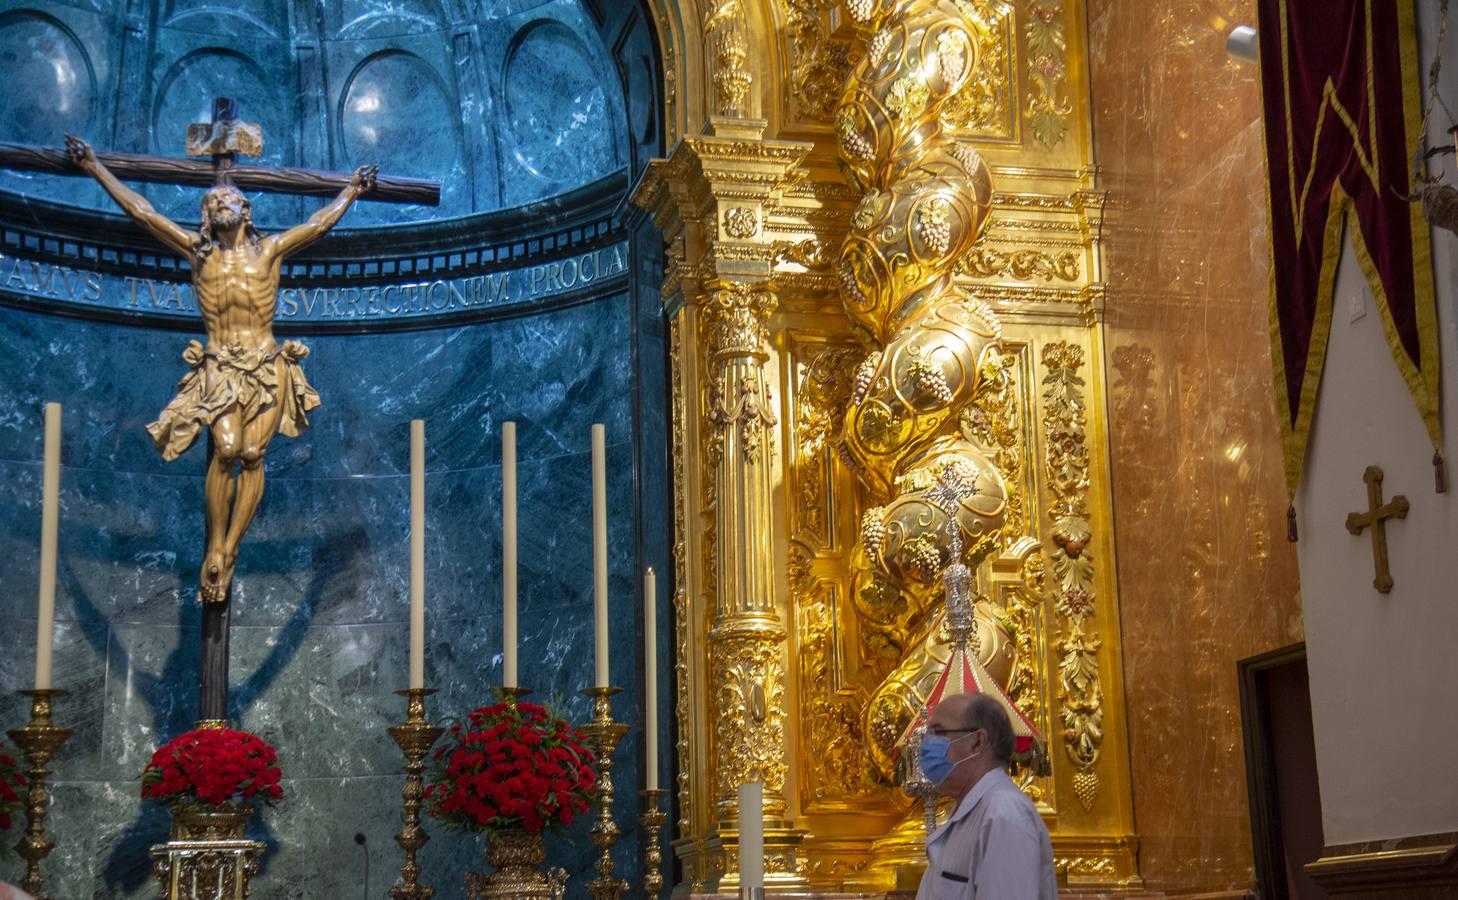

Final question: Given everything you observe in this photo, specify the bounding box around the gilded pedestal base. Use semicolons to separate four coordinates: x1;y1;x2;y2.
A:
149;802;264;900
465;829;568;900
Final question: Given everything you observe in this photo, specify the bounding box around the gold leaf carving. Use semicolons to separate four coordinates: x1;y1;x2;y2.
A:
703;0;752;115
781;0;855;123
724;206;759;239
958;246;1081;281
945;0;1016;135
713;633;789;800
1041;341;1104;808
1025;0;1074;148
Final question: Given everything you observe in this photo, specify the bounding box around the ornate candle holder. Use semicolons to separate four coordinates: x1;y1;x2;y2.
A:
7;688;72;900
493;686;530;706
387;687;445;899
578;686;629;900
638;788;668;898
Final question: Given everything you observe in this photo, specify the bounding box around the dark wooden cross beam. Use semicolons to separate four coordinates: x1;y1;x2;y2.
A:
1345;465;1409;594
0;97;439;205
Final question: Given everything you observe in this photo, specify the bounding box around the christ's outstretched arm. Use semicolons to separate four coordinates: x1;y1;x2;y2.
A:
264;164;377;259
65;135;199;257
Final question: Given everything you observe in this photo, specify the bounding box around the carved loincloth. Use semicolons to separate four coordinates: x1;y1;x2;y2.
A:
147;339;321;461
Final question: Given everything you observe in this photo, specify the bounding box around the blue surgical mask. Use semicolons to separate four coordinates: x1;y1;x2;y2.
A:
919;734;955;784
918;732;981;785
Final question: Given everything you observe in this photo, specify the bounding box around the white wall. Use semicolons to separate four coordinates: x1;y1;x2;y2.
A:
1295;6;1458;846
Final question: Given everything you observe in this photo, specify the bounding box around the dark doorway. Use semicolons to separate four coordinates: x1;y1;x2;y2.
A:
1239;643;1327;899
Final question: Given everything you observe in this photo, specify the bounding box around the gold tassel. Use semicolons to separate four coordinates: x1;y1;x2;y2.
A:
1287;502;1298;543
1435;449;1448;493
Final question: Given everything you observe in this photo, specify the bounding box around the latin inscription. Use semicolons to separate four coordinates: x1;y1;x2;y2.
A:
0;243;628;325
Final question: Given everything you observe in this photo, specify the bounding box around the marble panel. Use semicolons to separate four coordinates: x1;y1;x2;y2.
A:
0;0;641;227
1087;0;1306;892
0;284;663;895
500;19;622;207
339;49;468;226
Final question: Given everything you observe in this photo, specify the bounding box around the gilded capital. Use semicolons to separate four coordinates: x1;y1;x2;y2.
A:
703;281;777;357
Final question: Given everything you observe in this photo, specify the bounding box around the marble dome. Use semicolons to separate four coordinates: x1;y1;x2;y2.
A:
0;0;631;230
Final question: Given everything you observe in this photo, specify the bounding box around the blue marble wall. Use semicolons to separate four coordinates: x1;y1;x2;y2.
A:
0;0;628;229
0;286;669;896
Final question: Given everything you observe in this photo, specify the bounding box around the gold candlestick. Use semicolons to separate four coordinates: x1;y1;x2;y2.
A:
638;788;668;898
493;686;531;706
579;686;629;900
388;687;445;899
7;689;72;900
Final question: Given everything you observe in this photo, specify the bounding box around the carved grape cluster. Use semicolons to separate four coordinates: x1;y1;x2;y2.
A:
909;358;954;405
868;27;894;66
860;507;887;567
840;259;868;307
904;532;944;583
952;143;982;174
937;31;968;84
837;110;874;160
845;0;876;24
852;350;881;404
916;197;952;256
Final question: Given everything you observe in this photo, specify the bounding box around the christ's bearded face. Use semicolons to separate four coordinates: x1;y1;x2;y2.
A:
202;187;250;233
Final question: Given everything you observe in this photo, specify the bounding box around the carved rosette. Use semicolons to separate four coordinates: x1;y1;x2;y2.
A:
1040;341;1103;810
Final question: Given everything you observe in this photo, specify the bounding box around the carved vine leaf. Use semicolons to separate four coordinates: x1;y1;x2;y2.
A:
1025;0;1074;148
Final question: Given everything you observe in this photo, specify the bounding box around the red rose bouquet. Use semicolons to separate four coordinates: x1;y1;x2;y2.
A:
141;727;283;807
426;702;596;834
0;739;25;845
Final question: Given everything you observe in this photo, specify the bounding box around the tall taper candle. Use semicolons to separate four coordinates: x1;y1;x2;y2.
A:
409;419;426;690
502;421;518;689
644;567;658;791
34;402;61;691
591;424;609;688
738;781;765;889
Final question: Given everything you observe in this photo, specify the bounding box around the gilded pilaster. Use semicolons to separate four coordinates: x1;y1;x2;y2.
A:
633;118;813;892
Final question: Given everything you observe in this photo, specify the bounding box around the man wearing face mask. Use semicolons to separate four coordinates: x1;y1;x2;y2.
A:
915;692;1057;899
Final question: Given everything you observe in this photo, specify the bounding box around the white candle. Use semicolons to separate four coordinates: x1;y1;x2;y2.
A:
409;419;426;690
591;424;609;688
502;421;518;689
738;781;765;889
34;402;61;692
644;567;658;791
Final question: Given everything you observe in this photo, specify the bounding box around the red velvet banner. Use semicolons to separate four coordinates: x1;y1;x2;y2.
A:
1257;0;1439;493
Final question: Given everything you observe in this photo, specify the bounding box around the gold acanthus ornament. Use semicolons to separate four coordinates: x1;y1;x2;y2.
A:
835;0;1043;785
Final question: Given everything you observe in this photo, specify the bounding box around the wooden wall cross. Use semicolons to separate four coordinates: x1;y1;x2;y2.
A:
1344;466;1409;594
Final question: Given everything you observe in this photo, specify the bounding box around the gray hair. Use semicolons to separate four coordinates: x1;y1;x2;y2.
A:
961;694;1015;763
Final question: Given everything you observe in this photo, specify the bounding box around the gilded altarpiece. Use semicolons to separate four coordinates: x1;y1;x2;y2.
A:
636;0;1141;892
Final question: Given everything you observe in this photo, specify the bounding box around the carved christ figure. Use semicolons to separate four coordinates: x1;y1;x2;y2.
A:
65;136;377;603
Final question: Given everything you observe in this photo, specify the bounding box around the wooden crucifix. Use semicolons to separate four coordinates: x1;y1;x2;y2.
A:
0;98;440;723
1344;465;1409;594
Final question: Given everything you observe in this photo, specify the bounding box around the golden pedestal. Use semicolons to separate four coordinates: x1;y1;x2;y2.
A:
149;802;264;900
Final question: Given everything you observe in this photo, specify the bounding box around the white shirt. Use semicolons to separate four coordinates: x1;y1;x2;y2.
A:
915;768;1057;900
